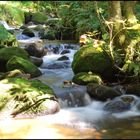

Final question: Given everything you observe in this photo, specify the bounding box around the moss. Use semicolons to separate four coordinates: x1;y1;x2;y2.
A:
0;47;29;62
72;46;113;80
0;47;30;72
6;56;42;78
0;24;18;47
0;69;24;80
31;12;48;24
72;72;103;85
22;28;35;37
0;77;57;115
0;4;25;27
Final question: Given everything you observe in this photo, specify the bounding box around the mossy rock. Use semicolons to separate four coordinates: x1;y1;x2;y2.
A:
0;24;18;47
40;29;56;40
0;47;29;72
0;4;25;27
0;47;29;61
87;83;122;101
0;77;59;116
31;12;48;24
22;28;35;37
71;46;114;81
0;69;25;80
125;84;140;96
72;72;103;85
6;56;42;78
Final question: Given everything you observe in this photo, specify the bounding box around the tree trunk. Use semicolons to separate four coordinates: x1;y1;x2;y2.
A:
122;1;137;26
108;1;124;49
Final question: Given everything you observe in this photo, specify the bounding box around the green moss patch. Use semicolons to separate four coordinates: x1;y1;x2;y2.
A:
7;56;42;78
72;72;103;85
0;77;57;116
72;46;114;81
0;24;18;47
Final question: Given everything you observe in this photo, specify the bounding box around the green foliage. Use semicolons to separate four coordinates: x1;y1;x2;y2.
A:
31;12;48;24
0;77;56;115
0;24;18;47
0;4;24;26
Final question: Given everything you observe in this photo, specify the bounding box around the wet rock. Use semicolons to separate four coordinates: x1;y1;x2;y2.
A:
120;95;136;104
55;86;89;107
125;84;140;96
87;83;122;101
46;61;70;69
53;46;60;54
0;24;18;47
0;47;29;72
112;85;126;94
0;69;30;80
22;28;35;37
0;77;60;117
30;56;43;67
24;43;47;58
72;72;103;85
57;56;69;61
60;49;70;55
72;45;115;82
103;95;137;113
6;56;42;78
136;101;140;111
16;34;30;40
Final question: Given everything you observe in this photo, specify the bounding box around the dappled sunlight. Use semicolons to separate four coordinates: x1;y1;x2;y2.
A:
0;118;102;139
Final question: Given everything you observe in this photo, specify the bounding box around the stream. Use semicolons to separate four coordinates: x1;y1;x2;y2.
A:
1;22;140;139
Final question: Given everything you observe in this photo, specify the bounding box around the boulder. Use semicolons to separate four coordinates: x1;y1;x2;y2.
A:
72;72;103;85
22;28;35;37
103;95;136;113
60;49;70;55
6;56;42;78
30;56;43;67
87;83;122;101
71;46;114;82
125;84;140;96
57;56;69;61
45;62;70;69
0;47;29;72
0;24;18;47
0;77;60;117
24;43;47;58
0;69;30;80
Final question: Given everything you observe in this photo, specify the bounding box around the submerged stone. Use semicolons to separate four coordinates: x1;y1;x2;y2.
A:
103;95;137;113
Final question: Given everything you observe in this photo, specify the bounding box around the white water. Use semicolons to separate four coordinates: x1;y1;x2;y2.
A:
34;41;140;129
13;27;140;138
0;20;16;30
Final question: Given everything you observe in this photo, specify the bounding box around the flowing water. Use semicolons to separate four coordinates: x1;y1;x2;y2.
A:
1;22;140;139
